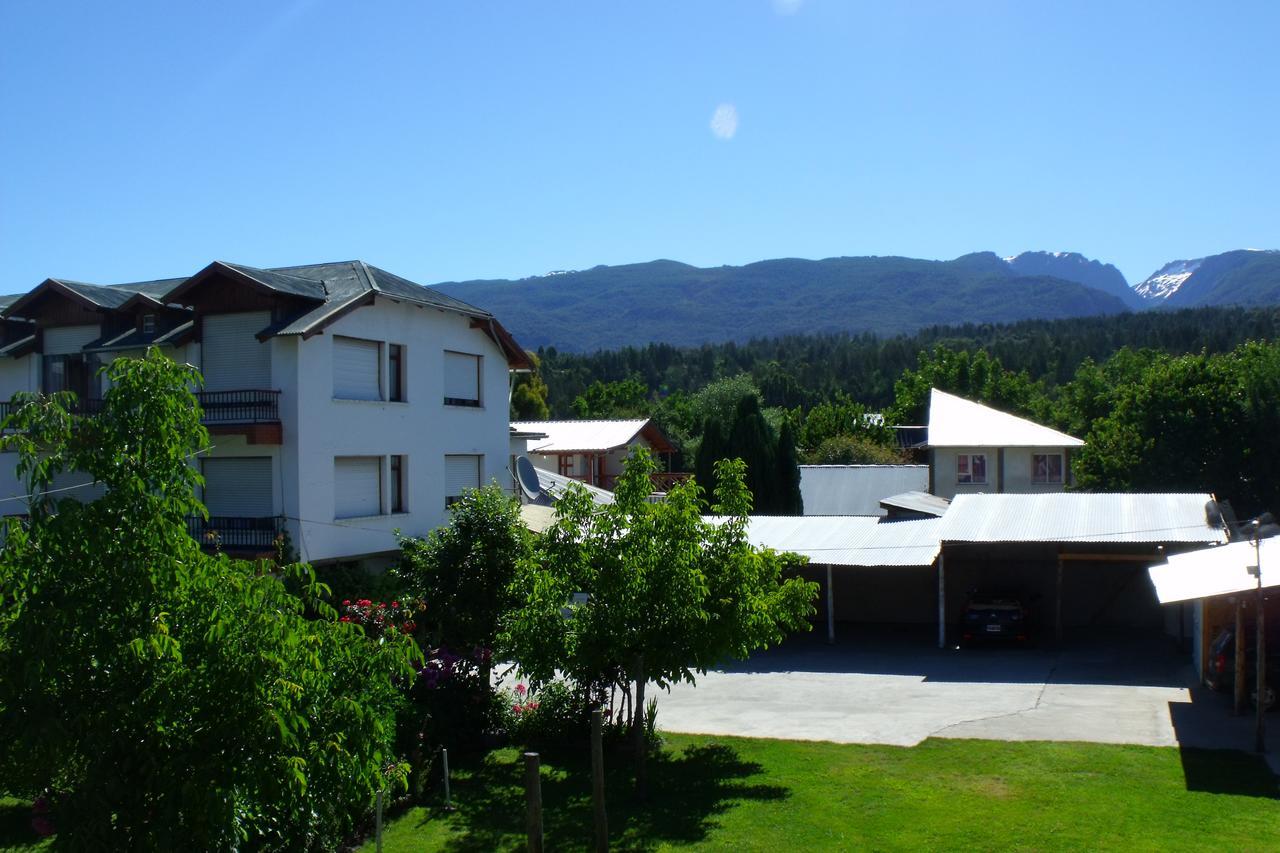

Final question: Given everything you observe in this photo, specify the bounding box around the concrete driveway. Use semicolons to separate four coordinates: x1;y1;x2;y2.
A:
656;628;1280;764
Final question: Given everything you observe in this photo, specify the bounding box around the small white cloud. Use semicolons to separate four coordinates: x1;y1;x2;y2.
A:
710;103;739;140
773;0;803;15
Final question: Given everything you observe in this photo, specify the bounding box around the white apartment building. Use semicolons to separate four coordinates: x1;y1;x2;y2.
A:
0;260;528;564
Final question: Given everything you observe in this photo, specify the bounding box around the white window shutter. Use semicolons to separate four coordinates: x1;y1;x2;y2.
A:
43;325;99;355
443;351;480;404
444;454;481;500
202;457;274;517
202;312;272;391
334;456;382;518
333;337;382;401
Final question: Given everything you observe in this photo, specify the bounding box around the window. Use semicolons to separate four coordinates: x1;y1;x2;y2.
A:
142;314;157;336
390;455;407;513
201;457;273;517
41;324;101;401
334;456;382;519
956;453;987;485
388;344;406;402
1033;453;1064;485
558;455;574;476
443;351;481;407
445;454;482;507
333;336;383;401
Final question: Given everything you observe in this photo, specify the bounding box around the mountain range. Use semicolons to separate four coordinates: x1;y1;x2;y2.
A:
432;248;1280;353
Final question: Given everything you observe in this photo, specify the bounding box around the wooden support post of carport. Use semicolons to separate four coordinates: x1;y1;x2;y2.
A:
937;552;946;650
1235;596;1247;716
1055;548;1064;646
825;565;835;645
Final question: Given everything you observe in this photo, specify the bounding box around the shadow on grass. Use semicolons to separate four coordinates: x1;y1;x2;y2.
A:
423;740;788;851
1178;748;1279;799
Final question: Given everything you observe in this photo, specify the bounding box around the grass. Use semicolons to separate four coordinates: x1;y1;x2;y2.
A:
3;737;1275;851
361;735;1280;852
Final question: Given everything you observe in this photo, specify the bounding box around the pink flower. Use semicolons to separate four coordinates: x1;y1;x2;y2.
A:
515;683;527;696
392;600;400;608
528;702;539;710
512;704;522;713
342;599;351;606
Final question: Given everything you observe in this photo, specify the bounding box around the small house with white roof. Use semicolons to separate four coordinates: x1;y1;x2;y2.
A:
510;418;676;491
926;388;1085;500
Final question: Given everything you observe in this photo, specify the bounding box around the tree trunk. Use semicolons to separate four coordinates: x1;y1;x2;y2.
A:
632;654;647;800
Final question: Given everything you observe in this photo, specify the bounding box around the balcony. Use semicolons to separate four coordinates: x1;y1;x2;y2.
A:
196;389;279;423
0;390;282;443
196;390;282;444
188;515;285;555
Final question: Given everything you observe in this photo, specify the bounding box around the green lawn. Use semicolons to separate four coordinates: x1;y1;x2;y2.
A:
362;735;1280;852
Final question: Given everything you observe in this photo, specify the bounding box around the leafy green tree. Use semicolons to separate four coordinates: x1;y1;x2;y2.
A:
887;345;1046;426
0;350;416;850
1061;342;1280;516
503;450;817;795
395;483;529;662
804;434;904;465
510;350;551;420
796;392;896;452
570;374;651;419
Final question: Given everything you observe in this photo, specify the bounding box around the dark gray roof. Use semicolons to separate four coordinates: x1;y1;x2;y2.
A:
2;260;502;344
218;262;328;300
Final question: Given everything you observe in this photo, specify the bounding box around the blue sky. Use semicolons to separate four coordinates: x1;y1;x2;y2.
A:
1;1;1276;289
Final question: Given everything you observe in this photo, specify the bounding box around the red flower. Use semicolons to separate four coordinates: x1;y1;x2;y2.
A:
342;599;351;606
392;600;400;608
339;616;352;623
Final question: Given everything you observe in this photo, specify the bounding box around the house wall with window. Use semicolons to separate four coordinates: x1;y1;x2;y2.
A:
930;446;1073;500
287;298;511;563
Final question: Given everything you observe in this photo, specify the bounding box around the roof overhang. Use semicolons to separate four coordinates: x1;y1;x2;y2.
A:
470;317;532;371
1148;536;1280;604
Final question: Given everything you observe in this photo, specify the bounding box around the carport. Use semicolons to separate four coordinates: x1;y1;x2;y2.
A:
936;493;1229;649
738;515;941;643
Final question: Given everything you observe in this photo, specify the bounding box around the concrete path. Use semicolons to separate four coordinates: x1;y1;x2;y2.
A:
655;629;1280;771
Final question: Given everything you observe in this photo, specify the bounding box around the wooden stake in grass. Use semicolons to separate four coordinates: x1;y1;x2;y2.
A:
592;708;609;852
525;752;543;853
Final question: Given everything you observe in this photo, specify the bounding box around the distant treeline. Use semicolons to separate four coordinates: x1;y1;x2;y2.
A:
538;305;1280;416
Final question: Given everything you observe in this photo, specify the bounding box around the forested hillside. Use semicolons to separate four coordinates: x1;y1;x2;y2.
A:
434;253;1128;351
536;305;1280;415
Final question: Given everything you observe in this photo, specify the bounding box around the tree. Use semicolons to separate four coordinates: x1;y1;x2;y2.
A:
804;434;904;465
0;350;416;849
503;450;817;796
774;421;804;515
693;395;803;515
570;374;651;419
510;351;551;420
395;483;529;663
886;345;1046;426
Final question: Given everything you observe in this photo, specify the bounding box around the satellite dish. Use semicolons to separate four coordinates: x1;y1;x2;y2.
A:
515;455;543;501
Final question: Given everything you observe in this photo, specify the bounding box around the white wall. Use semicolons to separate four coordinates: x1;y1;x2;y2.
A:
288;299;511;563
932;446;1071;500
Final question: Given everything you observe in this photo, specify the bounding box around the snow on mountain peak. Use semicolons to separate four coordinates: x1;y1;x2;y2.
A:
1134;258;1203;301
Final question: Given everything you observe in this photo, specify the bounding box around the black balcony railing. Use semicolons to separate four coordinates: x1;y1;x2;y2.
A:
0;392;280;426
195;390;280;424
188;515;285;552
0;397;103;421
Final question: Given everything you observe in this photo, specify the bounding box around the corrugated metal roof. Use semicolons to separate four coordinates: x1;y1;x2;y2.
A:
514;419;650;454
939;492;1226;544
928;388;1084;448
533;467;615;505
714;515;942;567
1148;537;1280;604
798;465;928;516
879;490;951;517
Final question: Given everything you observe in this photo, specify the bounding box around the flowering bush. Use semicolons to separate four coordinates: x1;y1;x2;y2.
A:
338;598;422;640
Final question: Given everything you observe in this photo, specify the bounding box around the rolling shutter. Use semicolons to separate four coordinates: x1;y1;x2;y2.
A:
202;312;271;391
202;457;273;517
445;454;481;501
43;325;99;355
443;351;480;405
49;469;105;503
333;336;381;400
334;456;381;519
